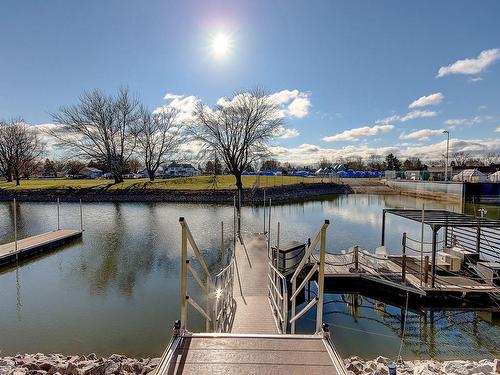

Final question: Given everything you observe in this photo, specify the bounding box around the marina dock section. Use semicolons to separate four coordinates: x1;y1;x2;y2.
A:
0;229;83;267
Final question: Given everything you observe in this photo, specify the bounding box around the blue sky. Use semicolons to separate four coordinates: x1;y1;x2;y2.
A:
1;0;499;164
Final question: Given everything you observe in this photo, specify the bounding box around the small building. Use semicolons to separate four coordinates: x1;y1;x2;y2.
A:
165;162;200;177
79;167;103;179
452;169;488;182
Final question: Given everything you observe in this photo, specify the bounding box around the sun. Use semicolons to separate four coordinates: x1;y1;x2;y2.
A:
211;33;231;57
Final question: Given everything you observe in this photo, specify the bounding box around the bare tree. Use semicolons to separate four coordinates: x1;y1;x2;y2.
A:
136;107;182;181
482;152;499;166
452;151;472;168
50;88;141;183
0;119;44;185
192;88;284;195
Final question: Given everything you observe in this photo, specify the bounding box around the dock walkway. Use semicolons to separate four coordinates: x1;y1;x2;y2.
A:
157;228;346;375
0;229;83;267
231;233;278;334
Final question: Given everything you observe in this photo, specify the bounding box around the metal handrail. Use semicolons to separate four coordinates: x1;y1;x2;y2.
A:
214;253;235;333
290;220;329;334
180;217;214;332
268;261;288;333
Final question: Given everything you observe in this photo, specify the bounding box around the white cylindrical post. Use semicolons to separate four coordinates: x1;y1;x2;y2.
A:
13;198;18;253
57;197;60;230
267;198;272;251
80;199;83;231
221;221;224;253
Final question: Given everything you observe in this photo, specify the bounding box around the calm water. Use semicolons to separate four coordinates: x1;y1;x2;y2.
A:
0;194;498;360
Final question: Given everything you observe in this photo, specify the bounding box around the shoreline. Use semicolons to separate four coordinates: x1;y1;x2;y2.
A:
1;353;498;374
0;183;354;204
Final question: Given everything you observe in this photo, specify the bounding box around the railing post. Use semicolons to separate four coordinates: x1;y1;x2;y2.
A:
316;220;329;333
206;274;210;332
57;197;60;231
402;232;407;283
180;217;188;330
354;245;359;272
424;255;429;286
290;277;297;334
13;198;18;253
79;199;83;231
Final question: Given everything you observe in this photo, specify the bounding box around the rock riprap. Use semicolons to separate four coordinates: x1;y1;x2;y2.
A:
0;353;161;375
343;356;500;375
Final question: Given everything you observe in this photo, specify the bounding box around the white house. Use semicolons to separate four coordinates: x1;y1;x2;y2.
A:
79;167;103;179
165;162;200;177
489;171;500;182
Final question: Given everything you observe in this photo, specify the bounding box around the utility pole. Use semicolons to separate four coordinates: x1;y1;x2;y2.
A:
443;130;450;181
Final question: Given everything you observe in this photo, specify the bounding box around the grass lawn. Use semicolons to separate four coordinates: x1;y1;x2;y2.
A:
0;175;334;191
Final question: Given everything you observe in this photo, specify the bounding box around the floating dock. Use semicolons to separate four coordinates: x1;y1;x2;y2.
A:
154;220;347;374
0;229;83;267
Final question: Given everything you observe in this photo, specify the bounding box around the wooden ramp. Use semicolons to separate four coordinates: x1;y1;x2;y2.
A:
160;333;344;375
231;233;278;334
0;229;82;267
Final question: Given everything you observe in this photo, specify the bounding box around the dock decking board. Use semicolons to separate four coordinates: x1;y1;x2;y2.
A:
231;233;278;334
166;335;340;375
0;229;82;266
319;252;500;297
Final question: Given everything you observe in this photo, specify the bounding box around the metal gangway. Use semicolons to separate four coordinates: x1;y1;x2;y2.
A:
153;213;347;374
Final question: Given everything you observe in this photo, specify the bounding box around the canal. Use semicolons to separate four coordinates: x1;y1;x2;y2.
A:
0;194;498;360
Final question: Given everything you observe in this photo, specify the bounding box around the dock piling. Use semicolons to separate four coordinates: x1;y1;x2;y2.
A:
402;233;407;282
57;198;60;230
354;245;359;272
13;198;18;254
424;255;429;285
79;199;83;231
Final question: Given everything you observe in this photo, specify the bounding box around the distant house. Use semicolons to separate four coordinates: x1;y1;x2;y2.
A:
490;171;500;182
165;162;200;177
452;169;488;183
79;167;103;179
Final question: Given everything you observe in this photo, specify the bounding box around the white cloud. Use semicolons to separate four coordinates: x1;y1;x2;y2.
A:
268;89;311;118
437;48;500;78
269;138;500;165
156;94;200;123
163;93;184;100
408;93;444;109
495;126;500;132
322;124;394;142
444;116;482;127
274;126;300;139
399;128;446;141
468;77;483;83
399;110;437;122
376;110;437;124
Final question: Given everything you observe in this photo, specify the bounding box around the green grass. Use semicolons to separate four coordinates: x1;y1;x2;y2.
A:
0;175;333;191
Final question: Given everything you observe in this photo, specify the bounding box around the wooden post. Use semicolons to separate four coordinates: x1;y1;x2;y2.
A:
354;245;359;272
381;209;386;246
180;217;188;330
402;232;407;283
291;277;297;333
13;198;18;253
57;197;60;230
316;220;329;334
79;199;83;231
424;255;429;285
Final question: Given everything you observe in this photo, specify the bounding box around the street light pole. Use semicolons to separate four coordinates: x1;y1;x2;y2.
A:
443;130;450;181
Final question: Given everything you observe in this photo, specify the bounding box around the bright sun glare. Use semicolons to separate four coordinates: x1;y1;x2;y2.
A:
211;33;231;57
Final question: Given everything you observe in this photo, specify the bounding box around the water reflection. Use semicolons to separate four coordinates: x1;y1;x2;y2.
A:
0;195;498;359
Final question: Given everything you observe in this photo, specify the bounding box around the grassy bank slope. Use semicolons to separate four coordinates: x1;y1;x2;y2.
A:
0;175;334;191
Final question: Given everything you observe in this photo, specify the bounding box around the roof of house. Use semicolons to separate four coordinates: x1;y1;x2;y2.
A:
167;162;196;169
384;209;500;228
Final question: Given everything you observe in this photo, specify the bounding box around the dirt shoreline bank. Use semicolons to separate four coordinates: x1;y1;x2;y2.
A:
0;183;356;204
